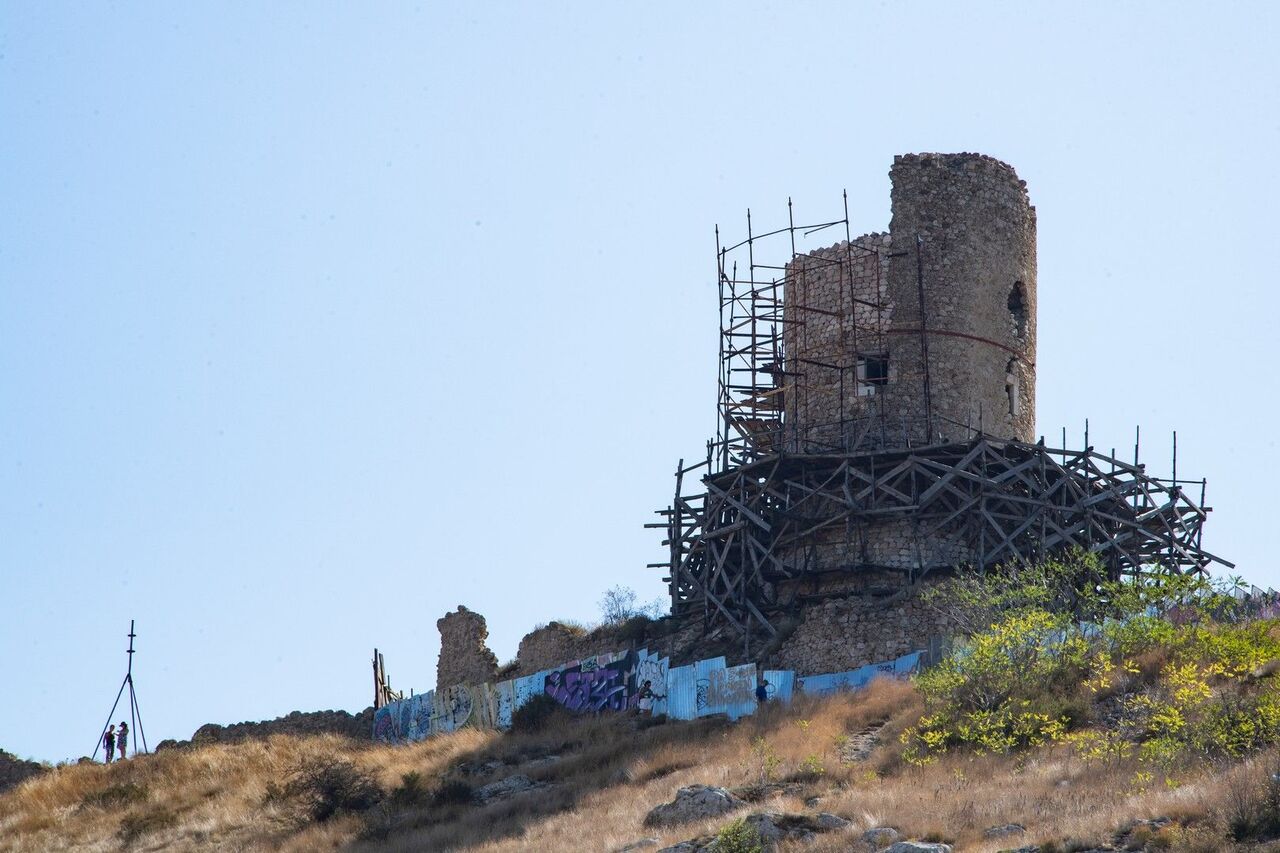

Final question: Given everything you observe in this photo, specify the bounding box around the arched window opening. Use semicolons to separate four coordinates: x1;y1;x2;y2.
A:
1008;281;1028;339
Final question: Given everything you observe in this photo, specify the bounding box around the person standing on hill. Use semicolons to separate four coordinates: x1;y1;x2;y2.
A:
636;680;655;713
116;722;129;760
102;725;116;763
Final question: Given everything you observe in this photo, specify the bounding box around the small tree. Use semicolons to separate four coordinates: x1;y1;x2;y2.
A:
283;758;382;822
598;585;665;625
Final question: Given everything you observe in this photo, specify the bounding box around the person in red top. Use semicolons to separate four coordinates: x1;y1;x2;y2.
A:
102;725;116;763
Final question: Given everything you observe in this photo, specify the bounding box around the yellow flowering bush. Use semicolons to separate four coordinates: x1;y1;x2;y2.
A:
906;554;1280;767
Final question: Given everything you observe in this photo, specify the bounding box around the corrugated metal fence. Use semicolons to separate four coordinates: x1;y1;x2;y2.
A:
373;647;924;744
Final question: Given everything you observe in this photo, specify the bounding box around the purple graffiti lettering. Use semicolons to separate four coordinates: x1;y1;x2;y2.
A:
545;664;632;712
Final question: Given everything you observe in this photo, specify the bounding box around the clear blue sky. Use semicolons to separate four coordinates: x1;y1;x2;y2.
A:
2;3;1277;763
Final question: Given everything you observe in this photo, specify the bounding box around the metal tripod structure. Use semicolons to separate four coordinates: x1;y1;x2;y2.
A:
93;620;149;761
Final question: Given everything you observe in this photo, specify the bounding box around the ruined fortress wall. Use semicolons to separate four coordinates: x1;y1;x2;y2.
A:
782;233;891;452
781;153;1036;451
428;593;948;695
436;606;499;691
513;622;600;677
185;708;376;747
883;153;1037;443
512;619;703;678
770;582;958;676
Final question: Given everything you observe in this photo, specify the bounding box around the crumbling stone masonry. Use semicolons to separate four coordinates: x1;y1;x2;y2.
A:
512;622;593;677
783;153;1037;455
510;617;704;678
774;154;1036;581
771;582;958;676
658;151;1223;650
436;606;499;690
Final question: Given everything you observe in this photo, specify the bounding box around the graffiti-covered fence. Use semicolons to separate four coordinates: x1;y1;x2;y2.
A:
372;648;923;745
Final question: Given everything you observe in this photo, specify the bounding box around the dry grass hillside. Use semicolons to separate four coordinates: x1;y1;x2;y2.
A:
8;564;1280;851
0;679;1276;852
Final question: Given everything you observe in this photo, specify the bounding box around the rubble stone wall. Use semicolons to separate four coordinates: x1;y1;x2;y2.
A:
782;233;892;452
513;621;598;676
779;516;974;576
781;153;1037;452
511;619;703;677
180;707;377;748
883;153;1037;445
770;582;957;676
0;749;45;794
436;606;500;691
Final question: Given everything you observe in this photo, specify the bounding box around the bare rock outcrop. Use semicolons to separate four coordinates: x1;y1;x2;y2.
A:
656;810;854;852
644;784;745;827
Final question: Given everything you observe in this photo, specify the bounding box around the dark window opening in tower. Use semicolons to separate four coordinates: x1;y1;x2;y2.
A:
1008;281;1028;339
1006;359;1020;416
857;354;889;395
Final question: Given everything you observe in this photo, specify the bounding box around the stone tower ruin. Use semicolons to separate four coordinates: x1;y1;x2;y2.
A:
655;153;1228;649
783;153;1037;454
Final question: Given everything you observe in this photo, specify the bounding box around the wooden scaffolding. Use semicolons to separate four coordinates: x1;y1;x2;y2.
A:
655;438;1232;642
652;196;1232;646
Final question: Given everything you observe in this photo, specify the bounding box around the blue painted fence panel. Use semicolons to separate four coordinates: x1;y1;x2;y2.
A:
664;663;699;720
797;651;921;696
893;651;923;676
374;690;436;744
492;680;515;729
512;669;552;711
693;656;727;718
762;670;795;703
718;663;760;721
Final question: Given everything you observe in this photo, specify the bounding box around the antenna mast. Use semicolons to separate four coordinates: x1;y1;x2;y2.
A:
92;620;150;761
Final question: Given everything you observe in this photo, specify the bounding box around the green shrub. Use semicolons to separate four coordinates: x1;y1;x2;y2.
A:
430;778;475;806
751;736;780;783
715;818;763;853
789;754;825;783
510;694;568;734
905;554;1276;766
390;771;428;807
902;609;1075;762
